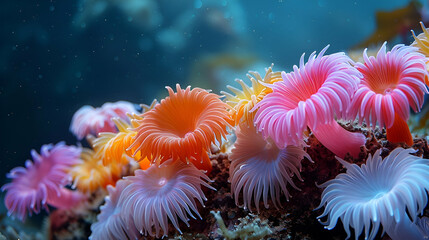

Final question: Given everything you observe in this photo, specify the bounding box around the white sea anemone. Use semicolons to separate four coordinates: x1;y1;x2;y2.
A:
317;148;429;240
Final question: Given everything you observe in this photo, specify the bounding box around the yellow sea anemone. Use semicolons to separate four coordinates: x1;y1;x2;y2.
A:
92;100;158;170
221;64;282;126
93;114;142;163
411;21;429;86
69;148;116;193
129;84;233;172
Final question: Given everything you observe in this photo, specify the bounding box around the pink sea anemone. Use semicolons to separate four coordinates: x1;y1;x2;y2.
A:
129;84;233;172
348;43;428;146
1;142;85;221
70;101;136;140
229;124;311;212
90;179;140;240
119;159;215;238
254;46;365;158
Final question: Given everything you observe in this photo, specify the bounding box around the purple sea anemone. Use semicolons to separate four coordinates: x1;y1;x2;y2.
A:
119;159;215;238
2;142;85;221
254;46;365;158
90;179;140;240
348;43;428;146
317;148;429;240
70;101;136;140
229;124;311;212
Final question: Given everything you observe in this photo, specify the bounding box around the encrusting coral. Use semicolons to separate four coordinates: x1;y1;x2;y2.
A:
211;210;272;240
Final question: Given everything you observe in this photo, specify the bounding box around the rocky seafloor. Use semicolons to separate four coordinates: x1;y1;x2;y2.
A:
2;123;428;240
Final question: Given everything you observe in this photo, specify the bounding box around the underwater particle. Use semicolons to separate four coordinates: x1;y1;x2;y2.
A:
89;179;140;240
221;64;282;126
211;210;272;240
411;21;429;86
119;160;215;238
254;46;365;158
129;84;233;172
349;42;428;146
70;101;137;140
69;148;115;193
2;142;84;221
229;124;311;212
317;148;429;240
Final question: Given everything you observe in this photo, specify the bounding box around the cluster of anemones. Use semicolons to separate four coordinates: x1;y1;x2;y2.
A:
3;23;429;240
221;23;429;240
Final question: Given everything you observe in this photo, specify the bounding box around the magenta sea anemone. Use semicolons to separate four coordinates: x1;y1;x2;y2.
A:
229;124;311;212
348;43;428;146
254;46;365;158
119;159;215;238
317;148;429;240
2;142;85;221
90;179;139;240
70;101;136;140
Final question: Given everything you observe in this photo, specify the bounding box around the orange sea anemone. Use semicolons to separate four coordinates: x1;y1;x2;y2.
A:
221;64;282;126
69;148;116;193
129;84;233;172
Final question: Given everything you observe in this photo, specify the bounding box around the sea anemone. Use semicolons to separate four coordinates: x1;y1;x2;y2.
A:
89;179;140;240
119;159;215;238
254;46;365;158
92;101;158;171
69;148;116;193
317;148;429;240
129;84;233;172
2;142;84;221
221;64;282;126
70;101;136;140
411;21;429;86
229;124;311;212
93;114;150;169
348;42;428;146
